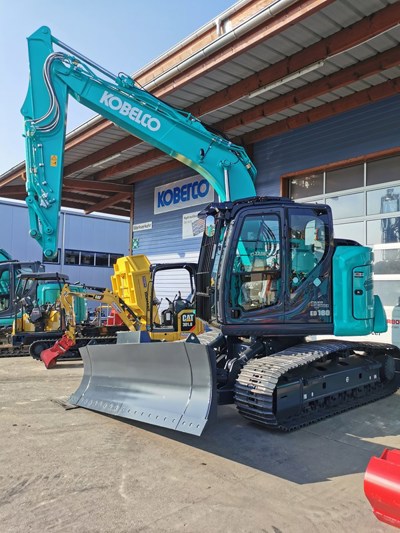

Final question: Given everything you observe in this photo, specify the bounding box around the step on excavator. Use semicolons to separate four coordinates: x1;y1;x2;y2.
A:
22;27;400;436
39;254;205;368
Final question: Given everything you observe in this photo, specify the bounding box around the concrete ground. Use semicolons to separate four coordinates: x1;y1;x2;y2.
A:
0;357;399;533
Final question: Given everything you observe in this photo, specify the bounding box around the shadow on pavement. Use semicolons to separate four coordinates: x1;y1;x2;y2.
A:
107;392;400;485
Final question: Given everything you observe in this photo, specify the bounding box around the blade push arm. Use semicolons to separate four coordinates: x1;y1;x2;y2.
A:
22;26;257;258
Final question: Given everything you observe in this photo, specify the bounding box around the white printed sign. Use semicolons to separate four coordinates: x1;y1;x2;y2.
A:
133;221;153;232
182;212;205;240
154;176;214;214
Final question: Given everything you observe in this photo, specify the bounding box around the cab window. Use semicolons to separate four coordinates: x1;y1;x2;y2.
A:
289;211;327;292
231;214;281;311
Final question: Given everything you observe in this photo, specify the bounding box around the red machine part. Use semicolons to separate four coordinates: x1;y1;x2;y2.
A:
105;309;124;326
364;448;400;529
40;334;76;369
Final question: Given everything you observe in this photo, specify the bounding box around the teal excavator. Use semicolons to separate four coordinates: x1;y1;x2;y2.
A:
21;27;399;436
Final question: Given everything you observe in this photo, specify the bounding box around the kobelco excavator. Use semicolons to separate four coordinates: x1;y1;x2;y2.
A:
21;27;400;436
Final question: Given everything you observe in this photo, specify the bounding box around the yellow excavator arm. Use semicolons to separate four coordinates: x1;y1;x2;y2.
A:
60;285;141;342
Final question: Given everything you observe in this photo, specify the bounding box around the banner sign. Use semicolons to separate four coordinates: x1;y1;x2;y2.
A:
133;221;152;232
182;212;205;240
154;176;214;214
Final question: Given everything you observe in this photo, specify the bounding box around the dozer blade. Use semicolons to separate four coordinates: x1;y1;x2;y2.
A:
69;341;217;436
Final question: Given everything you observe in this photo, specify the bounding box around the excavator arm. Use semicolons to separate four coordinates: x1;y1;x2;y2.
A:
40;284;141;368
22;26;257;258
60;284;141;339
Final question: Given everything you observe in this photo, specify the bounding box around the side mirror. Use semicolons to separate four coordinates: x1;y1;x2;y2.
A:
205;215;215;237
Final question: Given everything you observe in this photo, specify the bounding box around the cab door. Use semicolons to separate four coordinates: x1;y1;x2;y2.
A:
219;206;285;329
284;206;333;327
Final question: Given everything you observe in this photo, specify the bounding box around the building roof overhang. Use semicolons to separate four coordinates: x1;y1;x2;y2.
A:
1;0;399;216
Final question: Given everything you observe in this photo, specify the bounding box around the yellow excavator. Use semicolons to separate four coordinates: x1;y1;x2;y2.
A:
40;254;205;368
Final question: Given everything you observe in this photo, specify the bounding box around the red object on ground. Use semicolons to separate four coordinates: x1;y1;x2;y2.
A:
40;334;76;369
364;448;400;529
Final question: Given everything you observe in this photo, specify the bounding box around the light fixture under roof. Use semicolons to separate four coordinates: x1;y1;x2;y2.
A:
92;153;122;168
248;60;325;99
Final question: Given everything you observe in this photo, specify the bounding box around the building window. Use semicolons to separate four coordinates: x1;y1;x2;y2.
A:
289;173;323;199
65;250;80;265
325;192;364;220
110;253;123;267
64;249;123;267
367;155;400;187
325;164;364;193
80;252;95;266
283;149;400;320
95;253;109;267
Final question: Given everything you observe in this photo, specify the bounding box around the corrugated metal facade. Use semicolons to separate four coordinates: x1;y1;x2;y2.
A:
134;95;400;253
133;95;400;305
0;200;129;288
253;95;400;196
134;167;216;263
134;167;216;306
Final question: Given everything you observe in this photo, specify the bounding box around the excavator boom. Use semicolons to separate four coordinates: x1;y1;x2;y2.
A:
22;26;256;259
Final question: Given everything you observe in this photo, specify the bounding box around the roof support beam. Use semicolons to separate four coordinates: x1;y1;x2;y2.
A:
95;148;164;181
239;78;400;145
84;192;132;215
64;136;142;176
0;171;25;188
125;160;183;185
217;47;400;132
189;2;400;117
61;197;130;217
58;0;334;155
63;178;132;193
0;185;26;195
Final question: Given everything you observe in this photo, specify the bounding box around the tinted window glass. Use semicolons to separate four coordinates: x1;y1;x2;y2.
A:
367;156;400;186
232;215;281;311
326;165;363;193
289;211;327;292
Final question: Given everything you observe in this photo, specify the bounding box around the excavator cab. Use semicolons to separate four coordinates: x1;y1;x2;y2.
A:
148;263;199;338
197;198;385;337
111;255;204;341
0;261;44;329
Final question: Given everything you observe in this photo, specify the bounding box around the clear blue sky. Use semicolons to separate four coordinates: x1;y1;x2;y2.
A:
0;0;235;175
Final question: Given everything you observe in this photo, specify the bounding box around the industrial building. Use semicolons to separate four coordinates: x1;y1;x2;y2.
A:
0;0;399;328
0;198;129;287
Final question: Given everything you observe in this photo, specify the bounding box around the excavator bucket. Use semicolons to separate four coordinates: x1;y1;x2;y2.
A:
364;448;400;528
69;340;217;436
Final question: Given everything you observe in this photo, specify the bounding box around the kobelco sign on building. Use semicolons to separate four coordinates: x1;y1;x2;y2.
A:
154;176;214;215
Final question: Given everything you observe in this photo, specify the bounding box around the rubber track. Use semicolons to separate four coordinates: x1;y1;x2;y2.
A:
0;345;30;358
0;336;117;359
234;340;400;431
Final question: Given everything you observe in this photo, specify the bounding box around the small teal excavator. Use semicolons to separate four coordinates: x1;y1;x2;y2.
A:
21;27;399;436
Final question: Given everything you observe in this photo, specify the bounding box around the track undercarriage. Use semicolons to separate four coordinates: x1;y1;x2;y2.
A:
0;334;117;360
234;340;400;431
